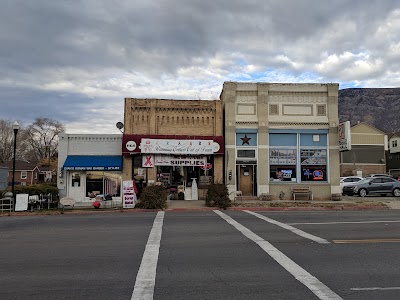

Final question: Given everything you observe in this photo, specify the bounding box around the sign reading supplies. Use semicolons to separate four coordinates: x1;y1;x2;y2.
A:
338;121;351;151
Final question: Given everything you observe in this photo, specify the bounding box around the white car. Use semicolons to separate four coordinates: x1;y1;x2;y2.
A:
340;176;363;193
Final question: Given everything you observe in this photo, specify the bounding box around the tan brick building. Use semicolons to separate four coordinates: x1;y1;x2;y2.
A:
340;122;388;177
221;82;340;200
122;98;224;199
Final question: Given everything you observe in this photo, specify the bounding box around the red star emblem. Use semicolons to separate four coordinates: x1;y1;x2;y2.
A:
240;134;251;145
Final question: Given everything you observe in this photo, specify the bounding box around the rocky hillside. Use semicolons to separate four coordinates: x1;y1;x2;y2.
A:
339;88;400;134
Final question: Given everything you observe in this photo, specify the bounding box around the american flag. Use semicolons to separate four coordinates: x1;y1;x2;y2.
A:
104;178;118;196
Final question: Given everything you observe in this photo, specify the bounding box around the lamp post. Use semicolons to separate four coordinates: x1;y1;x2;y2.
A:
11;121;19;211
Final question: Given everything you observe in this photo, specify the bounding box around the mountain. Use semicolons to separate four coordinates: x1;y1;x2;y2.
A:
339;88;400;134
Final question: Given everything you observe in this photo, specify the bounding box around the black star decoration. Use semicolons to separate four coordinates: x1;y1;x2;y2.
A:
240;134;251;145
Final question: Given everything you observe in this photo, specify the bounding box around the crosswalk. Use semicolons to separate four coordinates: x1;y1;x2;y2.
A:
132;210;342;300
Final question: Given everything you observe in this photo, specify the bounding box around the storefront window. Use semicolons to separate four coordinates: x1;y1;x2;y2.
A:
86;171;121;197
269;148;297;181
269;132;328;183
156;156;214;187
300;149;327;181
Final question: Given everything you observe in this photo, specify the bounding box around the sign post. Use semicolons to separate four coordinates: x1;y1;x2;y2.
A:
338;121;351;152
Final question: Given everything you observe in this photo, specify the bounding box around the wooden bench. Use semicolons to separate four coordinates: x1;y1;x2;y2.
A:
291;186;313;201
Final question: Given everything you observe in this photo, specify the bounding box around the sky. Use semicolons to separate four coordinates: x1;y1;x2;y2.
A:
1;0;400;133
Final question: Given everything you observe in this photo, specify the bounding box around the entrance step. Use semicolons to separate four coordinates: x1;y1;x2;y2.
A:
236;196;259;202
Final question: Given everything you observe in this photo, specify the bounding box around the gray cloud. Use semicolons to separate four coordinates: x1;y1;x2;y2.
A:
1;0;400;132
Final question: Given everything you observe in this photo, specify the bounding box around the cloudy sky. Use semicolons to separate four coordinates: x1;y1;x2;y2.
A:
1;0;400;133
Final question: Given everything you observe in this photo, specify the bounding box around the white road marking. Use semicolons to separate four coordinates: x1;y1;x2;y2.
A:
288;220;400;225
215;210;342;300
131;211;165;300
351;287;400;291
244;210;330;244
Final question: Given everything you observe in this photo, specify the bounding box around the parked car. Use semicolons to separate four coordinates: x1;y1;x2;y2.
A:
340;176;363;193
366;174;393;178
342;177;400;197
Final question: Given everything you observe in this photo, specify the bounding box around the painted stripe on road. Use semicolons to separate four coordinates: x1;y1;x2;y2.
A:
131;211;165;300
244;210;330;244
289;220;400;225
333;239;400;244
351;287;400;291
215;210;342;300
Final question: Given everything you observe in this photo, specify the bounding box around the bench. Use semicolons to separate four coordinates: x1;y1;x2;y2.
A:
291;186;313;201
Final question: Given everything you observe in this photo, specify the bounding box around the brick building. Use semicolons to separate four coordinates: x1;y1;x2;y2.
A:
0;160;40;186
122;98;224;200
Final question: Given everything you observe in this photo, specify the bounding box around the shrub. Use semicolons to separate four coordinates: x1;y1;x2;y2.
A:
2;184;58;199
136;185;168;209
205;183;231;209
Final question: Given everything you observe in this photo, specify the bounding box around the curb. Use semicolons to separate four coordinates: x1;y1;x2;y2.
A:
0;204;390;216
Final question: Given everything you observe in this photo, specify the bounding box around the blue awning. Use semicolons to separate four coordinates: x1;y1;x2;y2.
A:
63;155;122;171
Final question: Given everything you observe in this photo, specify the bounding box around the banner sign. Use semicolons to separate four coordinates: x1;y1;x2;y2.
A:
142;155;155;168
122;180;137;209
154;155;207;166
140;139;214;155
122;134;225;155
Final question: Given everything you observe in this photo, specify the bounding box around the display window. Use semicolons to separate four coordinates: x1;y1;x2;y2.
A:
86;171;121;197
156;157;214;188
269;132;328;183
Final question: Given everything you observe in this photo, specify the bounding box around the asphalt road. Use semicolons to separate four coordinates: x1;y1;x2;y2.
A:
1;210;400;300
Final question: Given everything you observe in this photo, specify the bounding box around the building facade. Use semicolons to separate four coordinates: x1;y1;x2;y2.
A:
122;98;224;200
340;123;388;177
0;161;40;186
386;132;400;178
57;134;123;205
0;167;7;190
221;82;340;200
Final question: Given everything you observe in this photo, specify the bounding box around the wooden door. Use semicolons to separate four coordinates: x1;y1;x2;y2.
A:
239;165;253;196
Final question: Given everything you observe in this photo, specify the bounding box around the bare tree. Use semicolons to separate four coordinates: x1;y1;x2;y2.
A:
25;118;65;167
0;119;15;163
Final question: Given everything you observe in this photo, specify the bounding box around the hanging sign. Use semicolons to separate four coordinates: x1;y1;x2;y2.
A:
142;155;154;168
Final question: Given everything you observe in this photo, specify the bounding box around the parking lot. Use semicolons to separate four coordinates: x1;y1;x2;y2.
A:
1;210;400;299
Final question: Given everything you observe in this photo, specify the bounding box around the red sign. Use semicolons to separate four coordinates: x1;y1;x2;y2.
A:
201;163;212;170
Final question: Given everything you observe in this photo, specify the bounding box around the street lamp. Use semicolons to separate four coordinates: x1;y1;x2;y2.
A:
11;121;19;211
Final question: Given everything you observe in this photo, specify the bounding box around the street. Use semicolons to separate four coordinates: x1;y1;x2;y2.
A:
1;210;400;299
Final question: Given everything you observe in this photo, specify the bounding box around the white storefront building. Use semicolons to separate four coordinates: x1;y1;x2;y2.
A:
57;134;123;207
